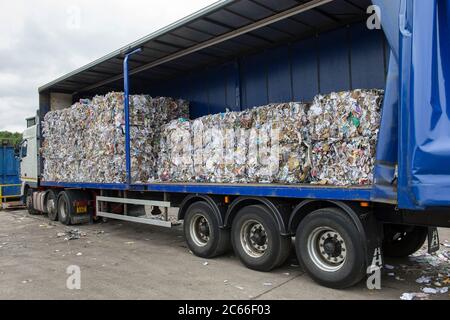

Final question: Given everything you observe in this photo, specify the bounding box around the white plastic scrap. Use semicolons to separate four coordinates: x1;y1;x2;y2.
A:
422;287;438;294
416;276;432;284
400;292;429;300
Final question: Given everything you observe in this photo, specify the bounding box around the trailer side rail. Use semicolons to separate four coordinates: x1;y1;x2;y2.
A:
96;196;174;228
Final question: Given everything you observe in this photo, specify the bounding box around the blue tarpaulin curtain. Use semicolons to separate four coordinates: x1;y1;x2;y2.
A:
398;0;450;209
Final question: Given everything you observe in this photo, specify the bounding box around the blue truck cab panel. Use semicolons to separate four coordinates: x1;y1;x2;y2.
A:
0;145;21;200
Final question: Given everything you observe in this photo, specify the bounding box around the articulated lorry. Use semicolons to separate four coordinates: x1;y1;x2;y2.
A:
20;0;450;289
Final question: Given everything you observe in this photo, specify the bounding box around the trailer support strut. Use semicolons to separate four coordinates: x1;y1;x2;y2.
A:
123;48;142;186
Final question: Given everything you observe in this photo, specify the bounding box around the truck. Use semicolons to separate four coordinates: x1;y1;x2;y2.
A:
20;0;450;289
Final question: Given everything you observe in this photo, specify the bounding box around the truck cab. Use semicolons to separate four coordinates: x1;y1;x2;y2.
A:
20;115;39;207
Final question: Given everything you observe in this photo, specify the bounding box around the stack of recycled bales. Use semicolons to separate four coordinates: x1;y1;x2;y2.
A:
157;102;311;184
42;92;189;183
158;89;383;186
43;89;383;186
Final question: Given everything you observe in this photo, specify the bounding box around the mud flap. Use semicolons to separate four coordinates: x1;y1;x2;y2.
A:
427;227;440;254
359;212;384;268
70;214;90;225
359;212;383;290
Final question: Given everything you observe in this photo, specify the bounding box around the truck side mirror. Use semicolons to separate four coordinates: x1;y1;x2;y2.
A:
14;145;19;157
20;140;28;158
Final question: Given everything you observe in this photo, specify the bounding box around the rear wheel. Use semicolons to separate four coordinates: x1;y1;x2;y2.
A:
45;190;58;221
383;225;427;258
231;205;291;272
57;192;72;225
295;208;366;289
184;202;230;258
26;188;40;215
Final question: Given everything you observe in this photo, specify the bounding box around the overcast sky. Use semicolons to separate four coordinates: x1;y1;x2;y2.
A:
0;0;217;133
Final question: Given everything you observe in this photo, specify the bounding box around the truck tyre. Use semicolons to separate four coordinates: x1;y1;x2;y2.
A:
231;205;291;272
45;190;58;221
26;188;40;215
382;225;427;258
184;202;230;258
295;208;366;289
57;191;72;225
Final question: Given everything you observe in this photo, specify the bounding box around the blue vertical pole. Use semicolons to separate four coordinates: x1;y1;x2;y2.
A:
123;48;142;186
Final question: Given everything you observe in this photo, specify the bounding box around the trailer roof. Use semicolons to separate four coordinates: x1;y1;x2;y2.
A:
39;0;372;95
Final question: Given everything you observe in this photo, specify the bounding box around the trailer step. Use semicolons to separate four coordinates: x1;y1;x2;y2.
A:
96;196;175;228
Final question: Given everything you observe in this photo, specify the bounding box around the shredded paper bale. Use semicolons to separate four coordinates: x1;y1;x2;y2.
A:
43;89;383;186
42;92;189;183
158;89;383;185
307;89;383;185
158;102;311;184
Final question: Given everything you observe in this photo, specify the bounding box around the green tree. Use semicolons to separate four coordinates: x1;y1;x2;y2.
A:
0;131;23;146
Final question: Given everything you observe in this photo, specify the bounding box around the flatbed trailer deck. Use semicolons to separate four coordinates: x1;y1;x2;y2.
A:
41;181;375;202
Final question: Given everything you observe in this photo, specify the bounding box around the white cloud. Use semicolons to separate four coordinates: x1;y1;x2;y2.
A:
0;0;217;132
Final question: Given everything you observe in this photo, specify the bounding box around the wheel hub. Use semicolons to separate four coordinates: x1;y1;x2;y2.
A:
323;241;338;255
27;195;32;207
198;218;210;240
190;214;210;247
47;199;55;212
308;228;347;272
241;220;268;258
250;225;267;246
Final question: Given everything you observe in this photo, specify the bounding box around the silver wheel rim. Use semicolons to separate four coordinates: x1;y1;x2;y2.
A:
307;227;347;272
47;197;55;215
26;193;33;208
59;199;67;220
240;220;268;258
190;214;210;247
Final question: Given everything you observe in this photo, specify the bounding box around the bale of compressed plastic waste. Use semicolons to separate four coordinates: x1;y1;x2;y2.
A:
43;89;383;186
307;89;383;185
158;102;311;184
42;92;189;184
158;89;383;186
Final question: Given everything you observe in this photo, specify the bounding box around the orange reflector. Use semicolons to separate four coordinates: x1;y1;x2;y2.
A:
360;202;370;207
224;196;230;204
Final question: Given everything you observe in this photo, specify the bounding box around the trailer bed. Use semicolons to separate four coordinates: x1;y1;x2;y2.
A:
40;181;379;202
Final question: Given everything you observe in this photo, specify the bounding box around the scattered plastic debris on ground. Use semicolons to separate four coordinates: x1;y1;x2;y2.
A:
398;245;450;300
400;292;430;300
56;229;87;241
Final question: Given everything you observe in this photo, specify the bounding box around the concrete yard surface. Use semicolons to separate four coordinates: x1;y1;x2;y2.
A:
0;209;449;300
